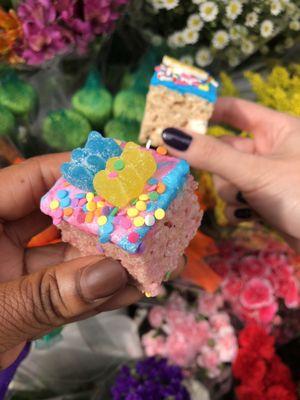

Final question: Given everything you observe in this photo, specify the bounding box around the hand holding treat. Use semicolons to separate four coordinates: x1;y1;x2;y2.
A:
0;154;143;369
162;97;300;251
41;131;202;297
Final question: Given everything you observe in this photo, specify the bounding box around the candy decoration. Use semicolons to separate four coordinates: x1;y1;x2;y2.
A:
93;142;157;208
61;131;122;192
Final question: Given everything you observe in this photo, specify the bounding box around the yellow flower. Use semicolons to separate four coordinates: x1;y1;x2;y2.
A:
219;72;240;97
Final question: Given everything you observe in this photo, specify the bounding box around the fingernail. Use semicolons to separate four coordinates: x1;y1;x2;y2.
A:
234;208;252;219
78;259;127;302
236;191;247;204
162;128;192;151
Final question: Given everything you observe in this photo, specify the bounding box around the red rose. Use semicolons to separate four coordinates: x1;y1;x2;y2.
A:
236;385;265;400
233;349;266;387
239;324;275;360
266;385;297;400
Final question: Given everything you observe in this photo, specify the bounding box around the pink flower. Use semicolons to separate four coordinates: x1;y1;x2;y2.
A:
240;256;268;278
259;303;278;325
215;332;238;363
166;332;196;368
279;278;299;308
210;312;230;331
240;278;274;310
142;331;166;357
197;346;221;377
198;292;224;317
223;276;244;299
148;306;165;328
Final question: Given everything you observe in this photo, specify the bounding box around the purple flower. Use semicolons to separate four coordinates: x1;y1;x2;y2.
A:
111;357;191;400
84;0;129;35
17;0;128;65
17;0;68;65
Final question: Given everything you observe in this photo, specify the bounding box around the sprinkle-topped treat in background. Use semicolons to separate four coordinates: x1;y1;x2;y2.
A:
139;56;219;147
41;131;202;296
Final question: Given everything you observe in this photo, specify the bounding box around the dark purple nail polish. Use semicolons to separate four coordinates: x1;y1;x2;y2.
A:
234;208;252;219
162;128;192;151
236;191;247;204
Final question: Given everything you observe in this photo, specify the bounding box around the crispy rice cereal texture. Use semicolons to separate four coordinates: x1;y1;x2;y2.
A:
139;86;214;147
59;176;202;296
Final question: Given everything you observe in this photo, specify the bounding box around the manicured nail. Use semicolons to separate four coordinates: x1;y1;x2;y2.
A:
78;259;127;302
236;191;247;204
234;208;252;219
162;128;192;151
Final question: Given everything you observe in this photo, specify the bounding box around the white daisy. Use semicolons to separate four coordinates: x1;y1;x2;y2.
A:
260;20;274;38
284;37;294;48
195;47;213;66
245;12;258;27
241;39;255;55
171;32;186;47
182;28;200;44
151;34;163;46
289;19;300;31
200;1;219;22
180;55;194;65
212;30;229;49
192;0;206;4
151;0;163;10
226;0;243;20
230;25;247;40
161;0;180;9
187;13;204;31
270;0;282;16
228;55;240;67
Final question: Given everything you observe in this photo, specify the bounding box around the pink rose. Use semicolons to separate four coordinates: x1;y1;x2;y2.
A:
166;333;196;368
197;346;221;377
223;276;244;299
198;292;224;316
240;278;274;310
215;332;238;363
142;331;166;357
280;278;299;308
148;306;165;328
240;256;268;278
209;312;230;331
258;303;278;325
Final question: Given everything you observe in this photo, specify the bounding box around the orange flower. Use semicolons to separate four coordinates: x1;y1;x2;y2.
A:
0;7;23;64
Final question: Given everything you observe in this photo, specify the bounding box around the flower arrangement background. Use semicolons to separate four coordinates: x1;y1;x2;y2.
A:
127;0;300;69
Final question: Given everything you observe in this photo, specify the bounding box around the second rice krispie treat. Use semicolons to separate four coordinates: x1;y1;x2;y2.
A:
139;56;218;147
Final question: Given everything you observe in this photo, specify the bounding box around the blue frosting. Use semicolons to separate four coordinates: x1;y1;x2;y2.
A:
117;159;190;254
151;72;218;103
61;131;122;192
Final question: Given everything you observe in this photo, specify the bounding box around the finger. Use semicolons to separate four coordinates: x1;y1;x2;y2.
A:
213;175;240;205
219;135;255;154
211;97;294;136
225;205;254;225
0;153;69;221
5;211;52;247
0;256;128;352
95;285;142;312
162;128;269;191
24;242;79;273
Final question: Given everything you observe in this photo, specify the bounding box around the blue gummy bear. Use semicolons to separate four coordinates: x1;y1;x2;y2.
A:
61;131;122;191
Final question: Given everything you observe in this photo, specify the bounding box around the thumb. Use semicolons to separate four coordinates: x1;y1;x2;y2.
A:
162;128;269;191
0;256;127;352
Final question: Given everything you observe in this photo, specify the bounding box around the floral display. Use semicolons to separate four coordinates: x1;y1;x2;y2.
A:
207;229;300;332
128;0;300;68
142;291;238;378
0;8;23;64
0;0;129;66
233;324;297;400
111;357;191;400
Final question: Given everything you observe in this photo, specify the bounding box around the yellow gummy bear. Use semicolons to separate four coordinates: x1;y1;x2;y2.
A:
93;142;157;208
